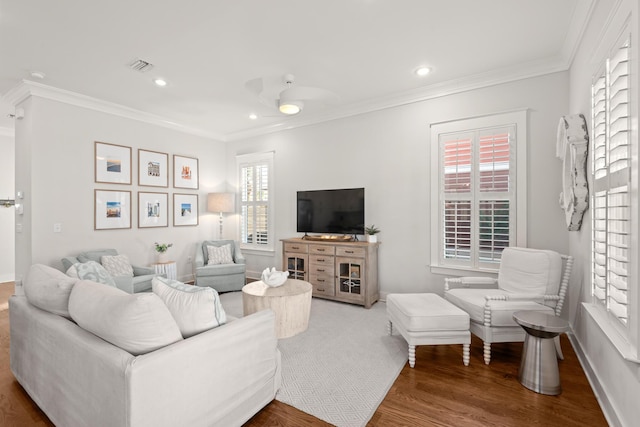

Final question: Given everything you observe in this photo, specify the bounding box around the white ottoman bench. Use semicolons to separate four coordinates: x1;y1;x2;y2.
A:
387;293;471;368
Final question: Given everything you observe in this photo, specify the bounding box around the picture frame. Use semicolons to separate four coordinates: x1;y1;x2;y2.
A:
95;189;131;230
138;149;169;187
173;155;199;189
173;193;199;226
138;192;168;228
95;141;132;184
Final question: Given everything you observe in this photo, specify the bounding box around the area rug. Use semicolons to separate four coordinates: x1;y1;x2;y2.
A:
220;292;407;427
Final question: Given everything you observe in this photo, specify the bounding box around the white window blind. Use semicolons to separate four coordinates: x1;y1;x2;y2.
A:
237;152;274;251
591;34;630;326
431;111;526;272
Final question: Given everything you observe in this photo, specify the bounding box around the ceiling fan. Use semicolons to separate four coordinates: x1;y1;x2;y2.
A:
245;74;339;116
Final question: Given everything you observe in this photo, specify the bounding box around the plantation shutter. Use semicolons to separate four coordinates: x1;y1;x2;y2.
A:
440;125;516;269
591;35;630;325
238;152;274;250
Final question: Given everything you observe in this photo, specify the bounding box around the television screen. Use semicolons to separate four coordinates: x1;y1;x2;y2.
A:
297;188;365;235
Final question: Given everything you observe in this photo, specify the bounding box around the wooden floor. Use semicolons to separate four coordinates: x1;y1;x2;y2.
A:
0;281;608;427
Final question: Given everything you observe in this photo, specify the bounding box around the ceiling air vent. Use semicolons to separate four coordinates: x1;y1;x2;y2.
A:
127;58;154;73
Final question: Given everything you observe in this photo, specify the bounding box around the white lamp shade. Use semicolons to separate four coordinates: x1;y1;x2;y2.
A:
207;193;235;213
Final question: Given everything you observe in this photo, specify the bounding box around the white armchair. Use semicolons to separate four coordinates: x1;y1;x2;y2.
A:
444;247;573;365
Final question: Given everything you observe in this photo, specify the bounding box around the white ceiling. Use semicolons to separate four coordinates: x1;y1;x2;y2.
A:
0;0;592;140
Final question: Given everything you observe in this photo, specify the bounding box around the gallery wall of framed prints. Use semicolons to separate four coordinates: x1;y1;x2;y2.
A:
93;141;200;230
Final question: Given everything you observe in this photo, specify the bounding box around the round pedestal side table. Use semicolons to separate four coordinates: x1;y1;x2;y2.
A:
242;279;312;339
513;311;569;395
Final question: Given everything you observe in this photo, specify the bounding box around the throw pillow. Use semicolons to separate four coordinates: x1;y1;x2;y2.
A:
206;244;234;265
68;280;183;355
152;277;227;338
101;254;134;277
73;261;117;287
23;264;78;319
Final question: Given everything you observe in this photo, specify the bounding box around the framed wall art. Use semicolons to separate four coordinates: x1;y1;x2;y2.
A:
173;155;199;189
173;193;198;226
95;141;132;184
95;189;131;230
138;192;168;228
138;149;169;187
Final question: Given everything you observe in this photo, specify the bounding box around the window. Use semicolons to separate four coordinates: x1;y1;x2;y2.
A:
237;152;274;251
430;111;527;272
591;33;631;327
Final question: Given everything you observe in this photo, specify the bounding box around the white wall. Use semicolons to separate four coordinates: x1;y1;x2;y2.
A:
568;0;639;426
228;72;570;296
0;129;15;282
13;96;226;283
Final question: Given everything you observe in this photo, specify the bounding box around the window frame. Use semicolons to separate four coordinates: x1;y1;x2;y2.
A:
430;110;528;275
236;151;275;253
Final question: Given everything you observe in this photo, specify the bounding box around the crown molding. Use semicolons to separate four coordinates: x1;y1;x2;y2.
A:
2;80;225;141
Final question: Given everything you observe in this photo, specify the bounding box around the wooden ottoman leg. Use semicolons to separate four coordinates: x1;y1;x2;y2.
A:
408;344;416;368
463;344;470;366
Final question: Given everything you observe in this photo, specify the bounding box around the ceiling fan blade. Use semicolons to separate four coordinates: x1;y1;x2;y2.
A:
280;86;339;104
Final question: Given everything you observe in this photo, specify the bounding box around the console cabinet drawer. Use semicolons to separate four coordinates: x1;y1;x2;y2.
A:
308;263;334;276
309;274;335;296
309;254;334;266
309;245;335;255
336;247;365;257
284;242;308;253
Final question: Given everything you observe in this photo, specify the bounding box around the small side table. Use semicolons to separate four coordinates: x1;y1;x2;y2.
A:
152;261;177;281
242;279;312;339
513;311;569;395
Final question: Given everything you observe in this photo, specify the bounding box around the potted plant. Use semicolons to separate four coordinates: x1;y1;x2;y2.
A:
365;225;380;243
154;242;173;263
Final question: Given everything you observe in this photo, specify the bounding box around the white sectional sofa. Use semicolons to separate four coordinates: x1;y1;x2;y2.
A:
10;264;281;427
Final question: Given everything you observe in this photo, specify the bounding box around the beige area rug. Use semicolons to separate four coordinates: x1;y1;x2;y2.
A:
220;292;407;427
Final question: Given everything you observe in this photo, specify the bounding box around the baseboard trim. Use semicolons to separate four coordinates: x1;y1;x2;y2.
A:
567;332;622;427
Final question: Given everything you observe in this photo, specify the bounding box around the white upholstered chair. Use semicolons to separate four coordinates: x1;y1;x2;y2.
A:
444;247;573;365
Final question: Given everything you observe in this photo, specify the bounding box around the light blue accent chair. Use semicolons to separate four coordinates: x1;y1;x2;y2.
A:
194;240;246;293
61;248;160;293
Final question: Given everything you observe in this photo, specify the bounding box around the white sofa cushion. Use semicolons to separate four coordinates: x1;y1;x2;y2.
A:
23;264;78;318
387;293;469;331
101;254;134;277
498;247;562;295
207;244;234;265
444;288;555;326
152;277;227;338
68;279;183;355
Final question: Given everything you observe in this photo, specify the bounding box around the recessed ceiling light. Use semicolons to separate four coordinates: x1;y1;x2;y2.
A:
154;78;167;87
30;71;45;79
249;113;258;120
415;66;431;77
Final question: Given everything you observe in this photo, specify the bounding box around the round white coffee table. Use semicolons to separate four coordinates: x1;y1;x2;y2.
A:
513;311;569;395
242;279;312;339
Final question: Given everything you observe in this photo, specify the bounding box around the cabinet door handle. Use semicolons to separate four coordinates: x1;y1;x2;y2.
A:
317;248;325;252
317;258;324;262
292;246;299;250
318;288;325;292
317;268;325;272
345;250;354;254
318;278;325;282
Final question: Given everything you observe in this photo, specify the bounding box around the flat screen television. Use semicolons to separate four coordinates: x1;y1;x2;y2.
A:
297;188;365;235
